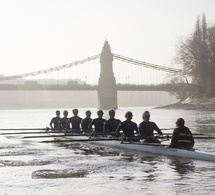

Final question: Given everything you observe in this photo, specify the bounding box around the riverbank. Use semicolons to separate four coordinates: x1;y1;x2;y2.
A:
156;97;215;111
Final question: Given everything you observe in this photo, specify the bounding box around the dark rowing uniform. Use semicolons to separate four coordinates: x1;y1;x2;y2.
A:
59;117;68;130
88;118;106;134
81;118;92;132
169;126;194;149
50;116;61;129
115;120;138;137
66;116;82;130
138;121;163;143
103;119;121;134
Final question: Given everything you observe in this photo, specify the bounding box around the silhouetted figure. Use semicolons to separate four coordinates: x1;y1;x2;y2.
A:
66;108;82;131
138;111;163;143
81;110;92;132
49;110;61;130
103;109;121;134
115;111;138;137
88;110;106;134
59;110;69;130
169;118;194;149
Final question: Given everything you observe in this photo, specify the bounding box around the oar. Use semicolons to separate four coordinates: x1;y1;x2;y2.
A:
161;134;215;139
0;128;50;131
23;133;106;139
1;131;63;135
23;134;85;138
1;129;93;135
41;138;119;143
121;142;169;147
156;133;210;136
193;136;215;139
160;128;174;130
40;136;166;143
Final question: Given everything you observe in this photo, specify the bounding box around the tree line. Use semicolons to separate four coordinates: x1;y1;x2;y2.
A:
172;14;215;99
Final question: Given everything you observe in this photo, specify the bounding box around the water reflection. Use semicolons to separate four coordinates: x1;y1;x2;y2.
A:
169;159;195;175
194;114;215;134
32;169;88;179
54;142;121;156
0;159;53;167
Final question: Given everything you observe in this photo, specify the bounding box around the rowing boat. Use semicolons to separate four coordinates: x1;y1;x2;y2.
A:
87;139;215;162
2;127;215;162
20;131;215;162
53;134;214;162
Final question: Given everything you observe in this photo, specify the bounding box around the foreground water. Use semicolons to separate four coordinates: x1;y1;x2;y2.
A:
0;107;215;195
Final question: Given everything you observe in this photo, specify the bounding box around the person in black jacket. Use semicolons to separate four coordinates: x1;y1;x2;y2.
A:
66;108;82;131
58;110;69;130
88;110;106;134
103;109;121;135
115;111;138;137
81;110;92;132
49;110;61;130
169;118;194;149
138;110;163;143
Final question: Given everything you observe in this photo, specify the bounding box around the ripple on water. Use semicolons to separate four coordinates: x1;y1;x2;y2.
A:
0;150;35;156
0;159;55;167
32;169;88;179
0;145;19;149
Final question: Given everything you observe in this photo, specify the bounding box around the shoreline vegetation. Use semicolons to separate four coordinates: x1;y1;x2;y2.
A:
157;15;215;112
156;97;215;111
170;14;215;103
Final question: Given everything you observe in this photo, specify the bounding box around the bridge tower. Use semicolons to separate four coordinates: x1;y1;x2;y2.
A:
98;41;118;109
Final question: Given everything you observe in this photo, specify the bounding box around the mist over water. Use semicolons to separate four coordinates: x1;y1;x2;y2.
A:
0;91;178;109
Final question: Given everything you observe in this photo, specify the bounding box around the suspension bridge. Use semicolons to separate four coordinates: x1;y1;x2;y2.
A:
0;41;183;109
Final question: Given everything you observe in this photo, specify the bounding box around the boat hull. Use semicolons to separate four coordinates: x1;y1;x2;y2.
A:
88;139;215;162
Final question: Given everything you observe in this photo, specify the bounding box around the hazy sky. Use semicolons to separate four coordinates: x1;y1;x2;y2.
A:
0;0;215;81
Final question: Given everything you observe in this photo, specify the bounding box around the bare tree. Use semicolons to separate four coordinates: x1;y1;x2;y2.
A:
174;14;215;97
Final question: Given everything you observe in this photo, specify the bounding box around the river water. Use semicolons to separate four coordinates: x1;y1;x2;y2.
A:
0;107;215;195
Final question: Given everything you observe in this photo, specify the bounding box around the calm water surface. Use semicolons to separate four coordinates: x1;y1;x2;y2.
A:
0;107;215;195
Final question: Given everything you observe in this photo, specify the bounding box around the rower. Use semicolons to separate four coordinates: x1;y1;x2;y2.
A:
81;110;92;132
88;110;106;134
138;111;163;143
103;109;121;135
58;110;69;130
49;110;61;130
169;118;194;149
66;108;82;132
115;111;138;138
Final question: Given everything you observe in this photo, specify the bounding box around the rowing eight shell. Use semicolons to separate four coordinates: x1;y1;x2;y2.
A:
88;139;215;162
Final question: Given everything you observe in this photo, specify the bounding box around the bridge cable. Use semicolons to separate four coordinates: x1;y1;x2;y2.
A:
0;54;100;81
113;53;181;74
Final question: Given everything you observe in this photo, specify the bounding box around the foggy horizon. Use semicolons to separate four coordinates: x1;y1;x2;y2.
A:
1;0;215;77
0;0;214;109
0;90;178;110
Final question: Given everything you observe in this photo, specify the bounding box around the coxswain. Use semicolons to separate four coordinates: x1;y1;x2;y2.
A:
138;111;163;143
88;110;106;134
103;109;121;135
81;110;92;132
169;118;194;149
66;108;82;132
115;111;138;138
49;110;61;130
58;110;69;130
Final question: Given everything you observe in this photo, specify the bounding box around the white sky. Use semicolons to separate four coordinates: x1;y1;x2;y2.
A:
0;0;215;82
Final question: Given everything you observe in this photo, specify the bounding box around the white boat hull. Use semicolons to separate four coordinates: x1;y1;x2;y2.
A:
88;139;215;162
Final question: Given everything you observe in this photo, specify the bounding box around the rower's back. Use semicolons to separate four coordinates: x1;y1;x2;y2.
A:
170;118;194;149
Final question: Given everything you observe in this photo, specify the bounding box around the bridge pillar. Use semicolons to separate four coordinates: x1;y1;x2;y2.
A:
98;41;118;110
